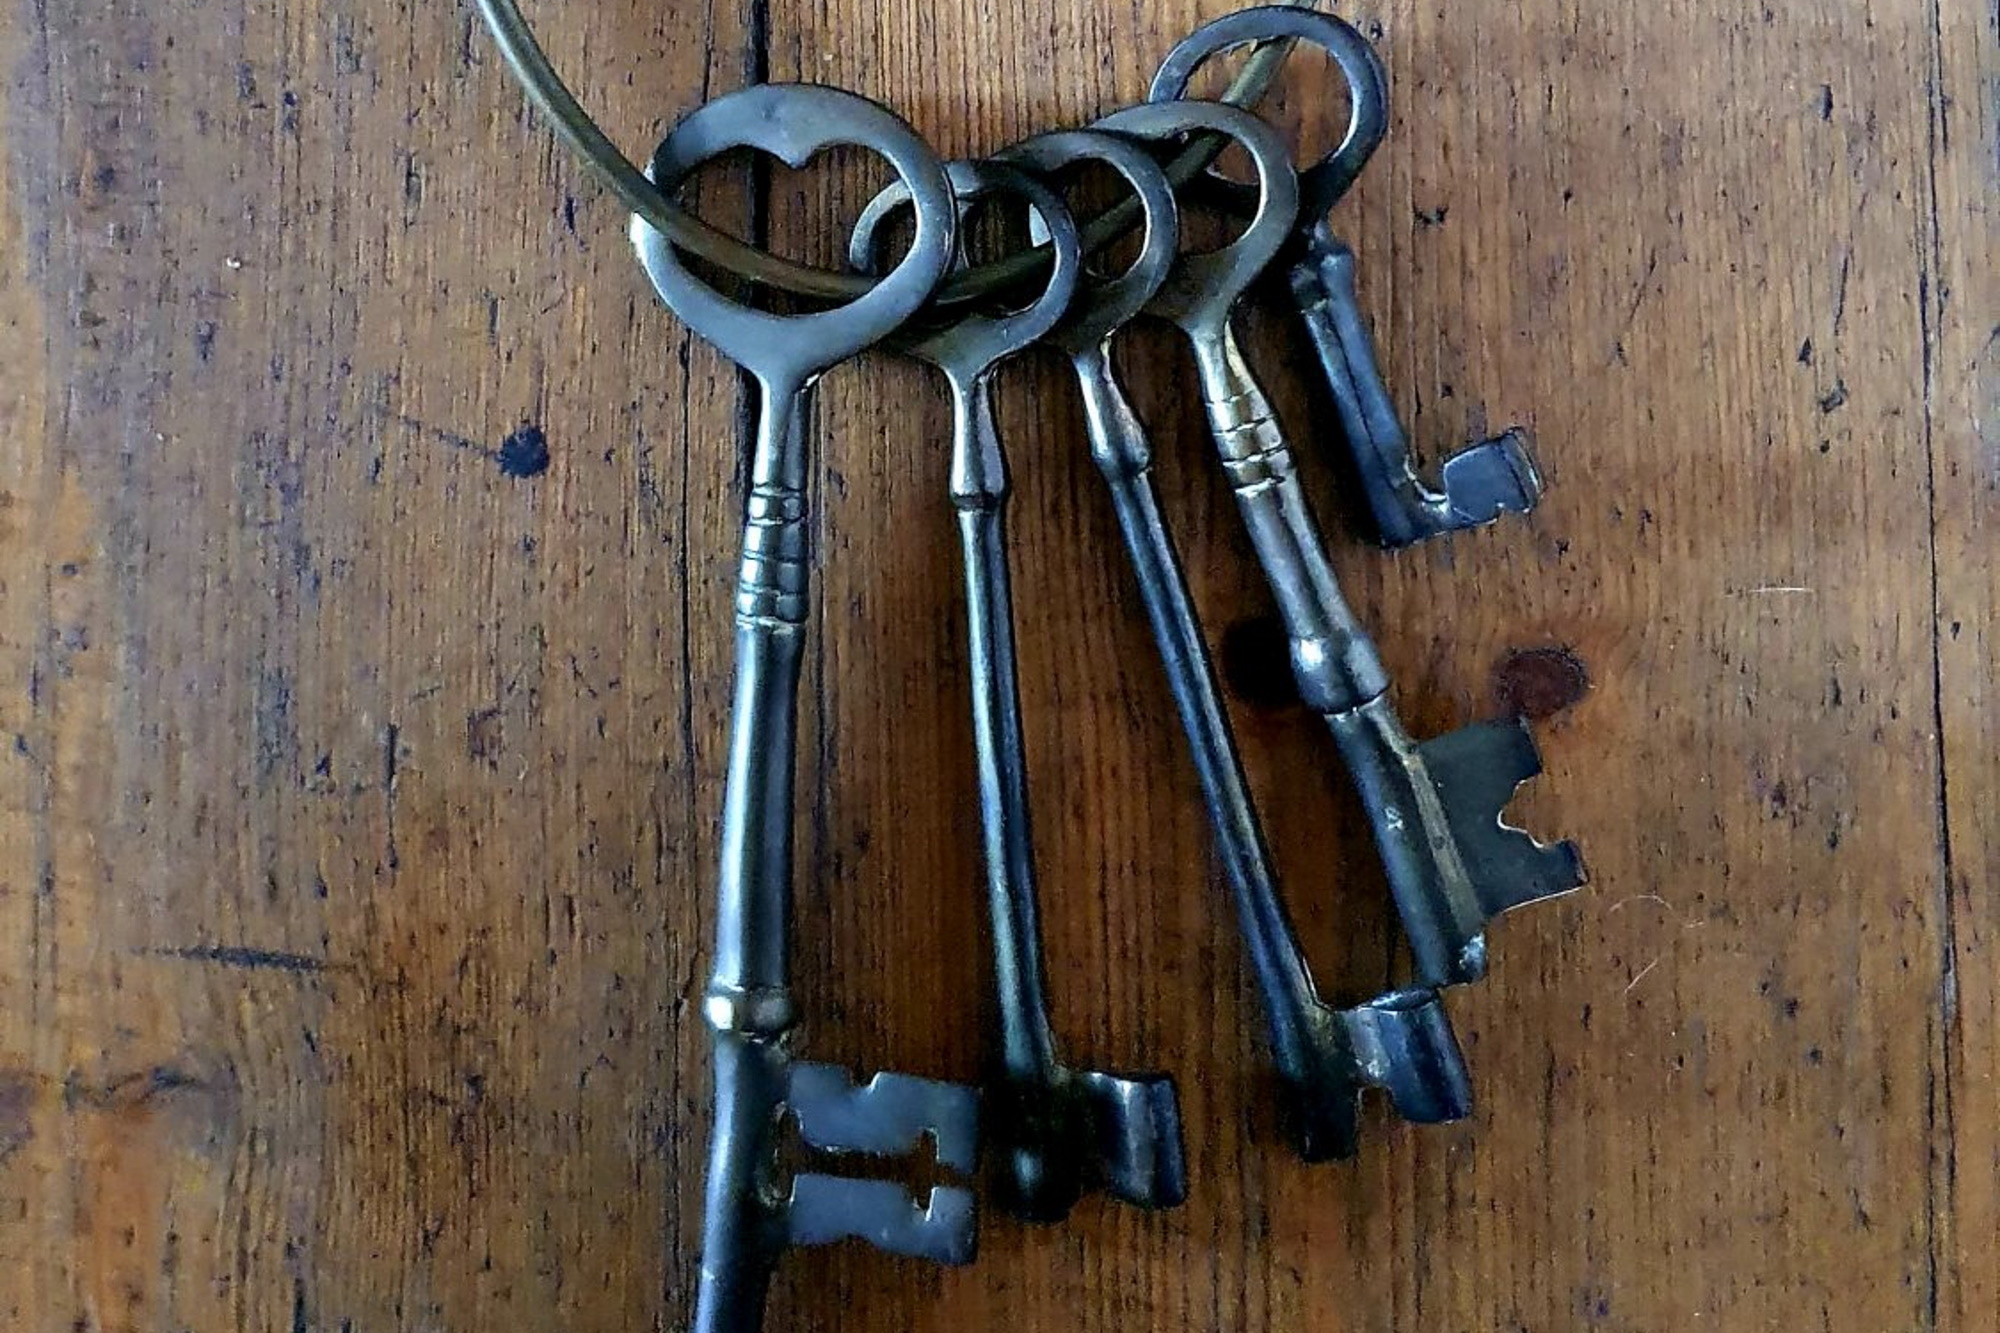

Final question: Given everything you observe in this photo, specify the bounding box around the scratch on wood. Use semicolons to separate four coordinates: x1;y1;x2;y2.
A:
0;1070;35;1161
381;409;488;458
1833;249;1852;334
63;1065;222;1111
155;944;328;974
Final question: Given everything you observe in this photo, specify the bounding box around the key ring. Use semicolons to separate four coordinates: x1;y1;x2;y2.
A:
473;0;1331;303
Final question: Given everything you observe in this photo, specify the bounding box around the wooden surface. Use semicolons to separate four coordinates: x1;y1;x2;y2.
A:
1;0;1994;1328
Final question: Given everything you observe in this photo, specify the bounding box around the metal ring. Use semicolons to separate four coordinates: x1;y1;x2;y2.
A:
849;160;1087;375
1093;100;1300;330
473;0;1330;303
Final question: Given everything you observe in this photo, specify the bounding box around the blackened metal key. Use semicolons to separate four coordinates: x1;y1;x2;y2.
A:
1095;99;1584;990
994;127;1470;1161
632;84;980;1333
1151;6;1545;548
850;162;1188;1223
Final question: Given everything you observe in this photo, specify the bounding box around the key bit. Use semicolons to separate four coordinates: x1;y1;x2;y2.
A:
1328;698;1587;987
987;1069;1186;1222
1151;5;1548;548
1273;989;1473;1162
1292;231;1544;545
782;1064;981;1262
741;1065;979;1267
852;160;1188;1222
1339;990;1473;1124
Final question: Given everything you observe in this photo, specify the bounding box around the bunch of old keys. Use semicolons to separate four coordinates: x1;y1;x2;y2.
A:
489;3;1588;1328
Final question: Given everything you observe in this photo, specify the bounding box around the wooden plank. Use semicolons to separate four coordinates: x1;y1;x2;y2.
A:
1;1;748;1329
0;0;60;1324
1929;0;1999;1327
0;0;1983;1330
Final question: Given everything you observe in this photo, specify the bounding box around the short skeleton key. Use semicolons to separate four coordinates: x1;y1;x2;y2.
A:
1152;6;1545;548
993;126;1469;1160
851;161;1187;1223
1095;99;1584;990
632;85;979;1333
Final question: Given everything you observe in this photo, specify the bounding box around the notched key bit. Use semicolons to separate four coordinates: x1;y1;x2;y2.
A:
787;1062;981;1174
1328;700;1587;987
783;1066;980;1265
1421;719;1589;920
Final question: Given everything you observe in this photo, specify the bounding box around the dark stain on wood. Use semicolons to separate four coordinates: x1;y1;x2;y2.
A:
0;1070;35;1162
1219;613;1302;713
467;706;505;761
497;424;551;479
1491;645;1592;721
156;944;328;975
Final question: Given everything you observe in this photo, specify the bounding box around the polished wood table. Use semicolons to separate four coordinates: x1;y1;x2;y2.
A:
1;0;1993;1328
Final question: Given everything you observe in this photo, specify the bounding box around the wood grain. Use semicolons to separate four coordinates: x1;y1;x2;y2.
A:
0;0;1991;1329
1930;1;1999;1328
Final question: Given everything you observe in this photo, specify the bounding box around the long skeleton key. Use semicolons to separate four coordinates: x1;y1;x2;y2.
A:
1095;99;1584;990
632;85;979;1333
994;127;1468;1160
1151;6;1545;548
851;162;1187;1223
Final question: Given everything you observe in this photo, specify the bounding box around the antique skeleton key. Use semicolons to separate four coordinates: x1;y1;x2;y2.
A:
633;85;981;1333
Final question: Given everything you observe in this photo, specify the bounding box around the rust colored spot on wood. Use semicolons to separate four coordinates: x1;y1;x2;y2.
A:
1492;646;1591;721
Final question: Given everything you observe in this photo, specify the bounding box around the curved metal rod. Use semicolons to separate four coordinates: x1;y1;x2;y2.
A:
473;0;1316;304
